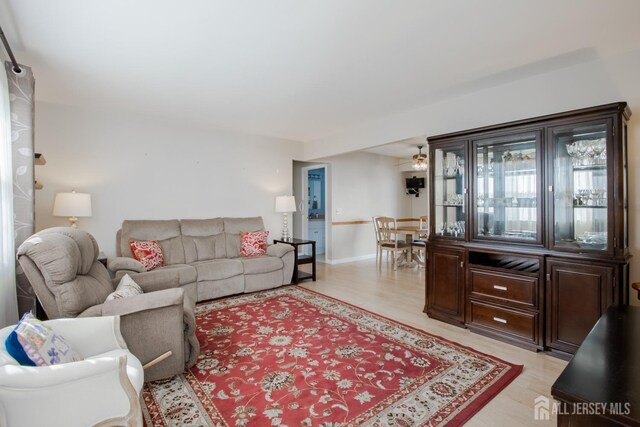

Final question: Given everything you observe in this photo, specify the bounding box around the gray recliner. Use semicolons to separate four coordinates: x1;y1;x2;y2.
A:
16;227;200;381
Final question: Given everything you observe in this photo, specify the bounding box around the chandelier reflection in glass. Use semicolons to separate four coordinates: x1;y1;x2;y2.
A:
412;145;428;171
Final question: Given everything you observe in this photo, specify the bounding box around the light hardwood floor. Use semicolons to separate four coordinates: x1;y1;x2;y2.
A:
299;259;567;426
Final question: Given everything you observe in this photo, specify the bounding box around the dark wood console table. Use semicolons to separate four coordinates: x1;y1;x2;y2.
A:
274;238;316;284
551;304;640;426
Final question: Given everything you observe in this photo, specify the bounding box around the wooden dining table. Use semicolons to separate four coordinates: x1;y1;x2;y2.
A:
381;226;429;266
396;225;429;233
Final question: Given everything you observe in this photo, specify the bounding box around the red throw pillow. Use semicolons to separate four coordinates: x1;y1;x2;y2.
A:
129;240;164;271
240;231;269;257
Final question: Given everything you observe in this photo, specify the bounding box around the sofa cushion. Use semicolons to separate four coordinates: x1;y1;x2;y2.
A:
17;231;113;317
193;259;243;281
105;274;143;301
52;264;114;317
240;256;284;275
18;227;99;279
240;231;269;257
181;219;226;262
182;235;226;263
120;220;185;265
223;217;265;258
129;240;164;271
181;218;224;236
154;264;197;286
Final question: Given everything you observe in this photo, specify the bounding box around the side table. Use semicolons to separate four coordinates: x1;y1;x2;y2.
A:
274;238;316;284
98;251;108;268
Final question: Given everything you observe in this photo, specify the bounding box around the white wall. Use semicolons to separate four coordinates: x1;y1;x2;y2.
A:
34;102;302;256
315;151;410;262
401;170;428;219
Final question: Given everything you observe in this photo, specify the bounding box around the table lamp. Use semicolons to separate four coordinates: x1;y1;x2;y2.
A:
275;195;296;240
52;190;92;228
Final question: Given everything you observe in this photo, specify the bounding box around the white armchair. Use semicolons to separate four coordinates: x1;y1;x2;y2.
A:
0;316;144;427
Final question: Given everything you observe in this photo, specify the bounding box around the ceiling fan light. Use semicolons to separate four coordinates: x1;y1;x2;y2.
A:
411;145;428;170
412;160;427;170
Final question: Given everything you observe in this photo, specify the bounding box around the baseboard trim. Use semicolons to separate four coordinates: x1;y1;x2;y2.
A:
325;254;376;265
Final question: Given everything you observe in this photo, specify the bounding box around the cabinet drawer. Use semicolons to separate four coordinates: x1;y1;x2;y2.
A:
469;301;537;343
470;270;536;306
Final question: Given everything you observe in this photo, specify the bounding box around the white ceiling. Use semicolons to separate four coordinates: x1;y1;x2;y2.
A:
363;137;426;159
3;0;640;153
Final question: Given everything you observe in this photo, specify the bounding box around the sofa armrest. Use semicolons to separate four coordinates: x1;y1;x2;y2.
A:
107;256;146;273
44;316;127;356
101;288;184;317
113;268;182;293
0;354;135;389
102;288;187;381
267;243;295;284
267;243;295;258
130;269;181;293
0;354;141;427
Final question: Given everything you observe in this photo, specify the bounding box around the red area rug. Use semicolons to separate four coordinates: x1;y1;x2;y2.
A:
142;286;522;426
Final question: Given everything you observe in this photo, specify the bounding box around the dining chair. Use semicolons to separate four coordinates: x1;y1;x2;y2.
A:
409;215;428;267
372;216;382;265
374;216;411;270
418;216;428;239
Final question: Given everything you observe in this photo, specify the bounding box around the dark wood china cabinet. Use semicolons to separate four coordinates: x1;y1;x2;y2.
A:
425;102;631;357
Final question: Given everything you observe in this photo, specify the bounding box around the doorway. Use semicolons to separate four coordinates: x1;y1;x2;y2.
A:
302;165;327;260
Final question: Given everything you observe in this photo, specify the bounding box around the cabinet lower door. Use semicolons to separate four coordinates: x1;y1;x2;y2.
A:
425;246;465;325
546;259;614;354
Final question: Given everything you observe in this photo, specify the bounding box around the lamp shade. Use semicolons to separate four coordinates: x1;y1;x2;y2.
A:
53;191;92;217
275;195;296;213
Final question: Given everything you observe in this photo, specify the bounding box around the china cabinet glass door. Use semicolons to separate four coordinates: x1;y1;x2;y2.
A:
550;120;611;252
433;143;466;239
473;132;542;243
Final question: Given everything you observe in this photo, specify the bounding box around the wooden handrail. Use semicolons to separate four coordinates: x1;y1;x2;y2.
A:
332;217;424;226
332;220;371;225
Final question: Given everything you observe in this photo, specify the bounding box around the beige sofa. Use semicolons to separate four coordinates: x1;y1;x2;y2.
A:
108;217;295;302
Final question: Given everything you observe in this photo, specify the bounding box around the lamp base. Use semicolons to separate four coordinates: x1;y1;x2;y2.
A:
68;216;78;228
281;212;291;240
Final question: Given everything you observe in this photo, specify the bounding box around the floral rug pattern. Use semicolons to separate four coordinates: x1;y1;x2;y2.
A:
142;286;522;426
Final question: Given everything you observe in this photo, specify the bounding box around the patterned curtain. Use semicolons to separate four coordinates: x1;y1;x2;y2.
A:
5;62;35;316
0;63;18;327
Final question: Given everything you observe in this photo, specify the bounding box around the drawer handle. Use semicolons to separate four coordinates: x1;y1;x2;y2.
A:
493;285;508;291
493;316;507;324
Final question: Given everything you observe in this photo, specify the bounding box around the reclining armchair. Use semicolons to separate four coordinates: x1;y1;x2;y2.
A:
0;316;143;427
17;227;200;381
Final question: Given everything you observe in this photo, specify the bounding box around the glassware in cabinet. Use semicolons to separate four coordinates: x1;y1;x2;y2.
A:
473;132;542;244
433;143;466;239
550;121;610;252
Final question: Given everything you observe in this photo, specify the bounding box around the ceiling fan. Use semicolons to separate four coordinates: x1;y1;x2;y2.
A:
412;145;428;171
